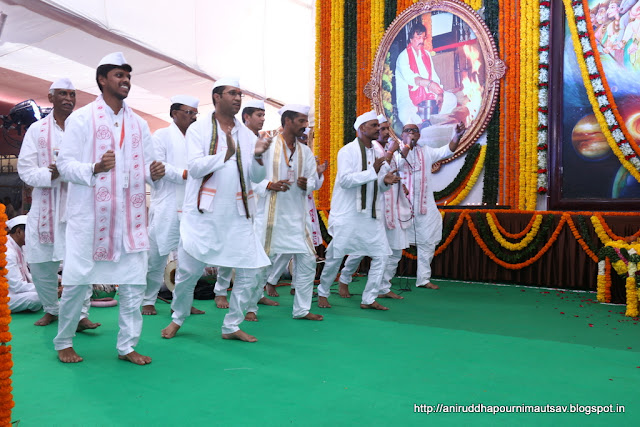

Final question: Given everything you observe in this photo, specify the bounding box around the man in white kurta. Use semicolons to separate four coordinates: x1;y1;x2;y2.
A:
6;216;41;313
399;121;464;289
395;22;457;126
214;99;278;309
54;52;165;365
161;78;271;343
336;115;409;300
142;95;204;316
317;111;401;310
18;78;96;328
249;104;322;321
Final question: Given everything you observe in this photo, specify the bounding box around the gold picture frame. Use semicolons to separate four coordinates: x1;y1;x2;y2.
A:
365;0;505;171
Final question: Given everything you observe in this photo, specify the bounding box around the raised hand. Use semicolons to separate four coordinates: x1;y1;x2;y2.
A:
373;157;386;173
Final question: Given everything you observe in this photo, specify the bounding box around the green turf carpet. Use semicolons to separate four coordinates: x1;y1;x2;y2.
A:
7;278;639;426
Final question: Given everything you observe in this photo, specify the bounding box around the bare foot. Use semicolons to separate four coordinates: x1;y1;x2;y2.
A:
118;351;152;365
215;295;229;309
266;283;279;297
297;312;324;321
318;296;332;308
417;282;439;290
142;305;157;315
222;329;258;342
58;347;83;363
77;318;101;332
245;312;258;321
191;306;205;314
378;291;404;299
34;312;57;326
290;288;295;295
360;301;389;310
338;282;351;298
161;322;181;339
258;297;279;306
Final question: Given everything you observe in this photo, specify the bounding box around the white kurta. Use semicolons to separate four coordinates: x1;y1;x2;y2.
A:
148;122;188;256
179;114;269;269
7;237;41;312
18;113;67;263
384;151;410;251
57;101;156;285
253;139;318;255
400;143;454;245
325;139;392;258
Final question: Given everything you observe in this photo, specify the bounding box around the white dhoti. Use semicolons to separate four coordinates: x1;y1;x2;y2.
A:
53;285;101;351
380;249;403;294
9;291;42;313
266;253;294;286
338;255;364;285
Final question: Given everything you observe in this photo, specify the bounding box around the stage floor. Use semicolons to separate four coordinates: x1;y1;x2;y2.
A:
8;278;639;425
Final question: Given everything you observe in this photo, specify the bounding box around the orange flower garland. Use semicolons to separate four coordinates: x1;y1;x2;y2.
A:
566;216;599;263
466;212;568;270
0;203;13;425
594;213;640;242
488;212;537;239
356;0;372;115
433;212;466;257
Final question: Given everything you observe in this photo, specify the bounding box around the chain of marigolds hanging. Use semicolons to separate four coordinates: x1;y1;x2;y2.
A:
597;242;640;316
314;0;332;210
518;0;539;209
486;213;544;251
566;215;599;262
591;213;640;243
448;145;487;205
473;211;556;263
0;204;14;425
328;0;345;200
564;0;640;182
371;0;385;73
434;143;481;201
537;0;550;193
403;210;464;260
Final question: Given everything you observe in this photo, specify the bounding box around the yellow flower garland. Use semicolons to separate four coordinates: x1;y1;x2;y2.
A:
590;215;612;245
464;0;483;11
448;144;486;205
596;260;606;302
563;0;640;183
329;0;345;202
371;0;385;63
625;262;639;317
517;0;539;210
486;213;544;251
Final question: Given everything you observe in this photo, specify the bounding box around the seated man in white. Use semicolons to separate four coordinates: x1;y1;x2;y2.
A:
6;215;42;313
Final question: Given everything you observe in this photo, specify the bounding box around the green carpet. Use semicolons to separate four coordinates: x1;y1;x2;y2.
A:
8;278;639;426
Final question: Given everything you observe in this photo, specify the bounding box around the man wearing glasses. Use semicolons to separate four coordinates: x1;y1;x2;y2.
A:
142;95;205;316
161;78;271;343
399;120;465;290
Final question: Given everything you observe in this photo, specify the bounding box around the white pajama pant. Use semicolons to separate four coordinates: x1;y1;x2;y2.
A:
54;284;145;356
338;255;363;285
380;249;403;295
266;254;294;287
9;291;42;313
171;245;262;334
249;253;315;318
31;260;91;318
142;233;169;307
30;261;61;316
415;242;437;287
318;255;388;305
214;267;233;297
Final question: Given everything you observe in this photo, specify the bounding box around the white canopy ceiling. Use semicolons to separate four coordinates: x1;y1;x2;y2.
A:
0;0;315;130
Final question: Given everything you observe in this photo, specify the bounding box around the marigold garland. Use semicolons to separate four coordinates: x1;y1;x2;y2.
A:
590;215;613;245
0;203;13;425
593;213;640;242
563;0;640;182
434;143;482;202
486;213;544;251
566;215;599;262
448;145;487;205
488;212;537;239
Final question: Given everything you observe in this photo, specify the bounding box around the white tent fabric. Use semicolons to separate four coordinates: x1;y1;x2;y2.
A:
0;0;315;130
